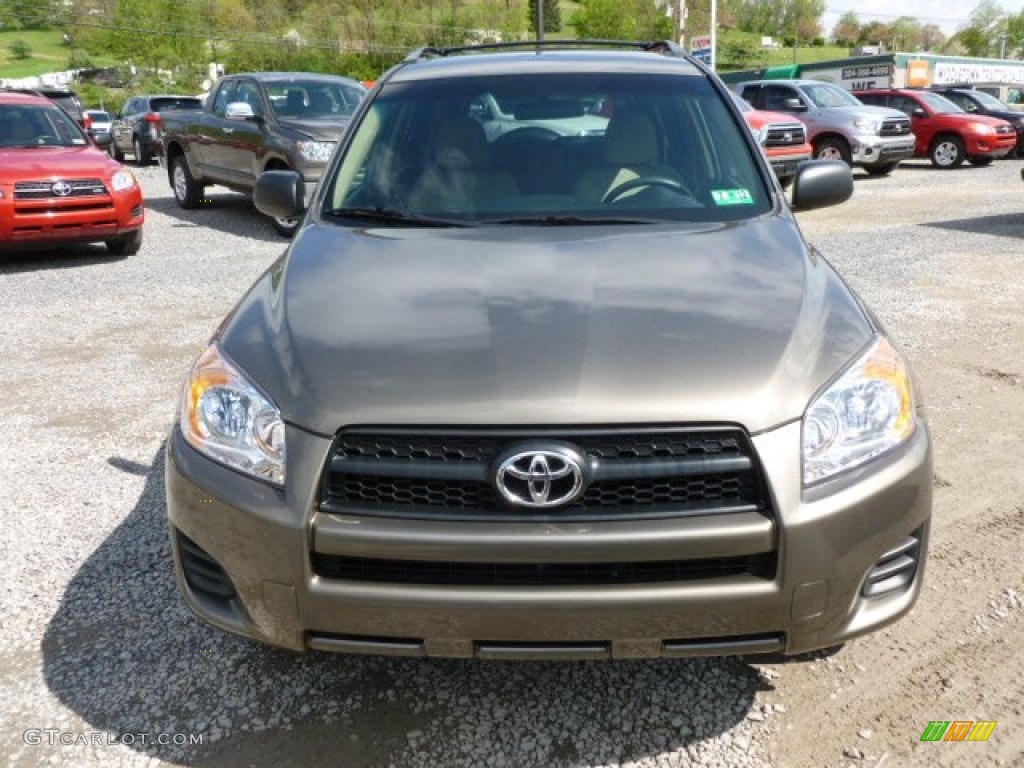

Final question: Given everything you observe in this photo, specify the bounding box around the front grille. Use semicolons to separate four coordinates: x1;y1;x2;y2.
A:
879;118;912;137
321;427;769;522
312;552;776;585
14;178;108;199
763;122;806;148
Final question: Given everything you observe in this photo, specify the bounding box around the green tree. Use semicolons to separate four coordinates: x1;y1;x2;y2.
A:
571;0;672;40
8;38;31;59
0;0;59;30
528;0;560;34
832;11;859;46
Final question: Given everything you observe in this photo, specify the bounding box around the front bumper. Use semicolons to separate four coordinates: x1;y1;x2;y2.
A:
0;182;144;250
166;419;932;660
766;149;812;180
964;133;1016;158
852;136;916;167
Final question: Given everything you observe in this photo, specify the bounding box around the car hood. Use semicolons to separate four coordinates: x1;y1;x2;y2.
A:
0;145;118;177
220;218;875;435
928;112;1012;128
276;116;354;141
829;104;907;120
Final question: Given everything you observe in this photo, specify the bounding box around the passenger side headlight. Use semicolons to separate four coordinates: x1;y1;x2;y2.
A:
803;336;915;485
180;344;286;486
111;170;137;191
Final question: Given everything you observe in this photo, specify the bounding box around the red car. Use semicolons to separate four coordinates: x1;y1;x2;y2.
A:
731;92;813;186
0;91;144;254
854;88;1016;168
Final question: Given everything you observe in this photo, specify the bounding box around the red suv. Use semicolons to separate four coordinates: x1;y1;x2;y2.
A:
0;92;144;255
854;88;1016;168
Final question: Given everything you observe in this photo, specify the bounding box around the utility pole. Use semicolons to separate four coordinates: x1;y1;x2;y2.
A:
674;0;686;46
538;0;544;42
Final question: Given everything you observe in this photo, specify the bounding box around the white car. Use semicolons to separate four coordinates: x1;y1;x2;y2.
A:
84;109;112;143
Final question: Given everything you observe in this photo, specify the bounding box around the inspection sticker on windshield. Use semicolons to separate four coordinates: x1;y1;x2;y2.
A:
711;188;754;206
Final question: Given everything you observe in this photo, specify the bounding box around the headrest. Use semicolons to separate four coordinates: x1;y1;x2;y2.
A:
603;112;658;166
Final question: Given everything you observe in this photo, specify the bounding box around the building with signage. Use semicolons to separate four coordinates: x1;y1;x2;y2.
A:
720;52;1024;107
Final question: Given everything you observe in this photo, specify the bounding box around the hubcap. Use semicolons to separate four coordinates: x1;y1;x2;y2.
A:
173;165;187;200
818;145;842;161
934;142;957;166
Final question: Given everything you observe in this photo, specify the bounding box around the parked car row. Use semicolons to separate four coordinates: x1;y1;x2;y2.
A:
735;80;1021;173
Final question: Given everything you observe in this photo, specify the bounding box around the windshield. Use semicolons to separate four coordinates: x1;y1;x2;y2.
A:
266;80;365;119
325;72;770;225
0;104;89;148
919;92;962;114
971;90;1010;110
86;110;111;122
151;97;202;112
802;83;863;108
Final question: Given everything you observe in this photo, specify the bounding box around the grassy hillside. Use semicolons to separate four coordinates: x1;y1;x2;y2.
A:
0;28;116;80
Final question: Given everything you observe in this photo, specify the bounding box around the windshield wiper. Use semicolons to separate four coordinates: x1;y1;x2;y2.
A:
482;215;658;226
323;207;470;228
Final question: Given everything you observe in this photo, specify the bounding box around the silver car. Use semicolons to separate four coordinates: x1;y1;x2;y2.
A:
84;109;112;143
166;41;931;660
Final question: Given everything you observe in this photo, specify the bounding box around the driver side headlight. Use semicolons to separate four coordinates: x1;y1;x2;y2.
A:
803;336;916;485
180;344;286;486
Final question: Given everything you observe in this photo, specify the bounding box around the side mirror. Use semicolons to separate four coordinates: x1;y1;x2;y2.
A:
912;107;926;118
92;132;112;148
790;160;853;211
225;101;259;121
783;98;806;111
254;170;305;220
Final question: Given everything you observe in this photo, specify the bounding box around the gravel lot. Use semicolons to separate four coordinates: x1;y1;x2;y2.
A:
1;159;1022;768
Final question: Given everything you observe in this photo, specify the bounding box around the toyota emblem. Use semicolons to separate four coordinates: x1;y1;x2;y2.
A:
51;181;73;197
495;447;586;508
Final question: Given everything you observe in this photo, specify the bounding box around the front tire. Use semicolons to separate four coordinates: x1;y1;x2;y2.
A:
813;137;852;166
864;161;899;177
270;215;300;238
930;135;965;168
171;155;203;209
105;229;143;256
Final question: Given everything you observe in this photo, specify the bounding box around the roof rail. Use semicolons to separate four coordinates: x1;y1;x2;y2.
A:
403;39;687;63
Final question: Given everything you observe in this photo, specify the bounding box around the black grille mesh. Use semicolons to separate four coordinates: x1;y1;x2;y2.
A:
312;553;776;585
322;428;767;521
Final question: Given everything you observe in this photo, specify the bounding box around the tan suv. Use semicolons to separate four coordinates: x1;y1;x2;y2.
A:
166;41;931;660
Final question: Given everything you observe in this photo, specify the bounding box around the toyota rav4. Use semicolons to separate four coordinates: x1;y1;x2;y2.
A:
166;41;932;661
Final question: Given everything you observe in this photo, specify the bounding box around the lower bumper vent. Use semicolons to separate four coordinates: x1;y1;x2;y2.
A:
177;532;238;604
862;529;923;597
312;552;776;586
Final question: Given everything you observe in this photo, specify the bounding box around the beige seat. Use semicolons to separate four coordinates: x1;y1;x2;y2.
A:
407;117;517;214
575;112;685;203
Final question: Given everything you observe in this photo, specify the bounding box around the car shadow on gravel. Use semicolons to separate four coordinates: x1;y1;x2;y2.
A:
146;193;285;241
42;444;772;768
0;246;128;274
922;212;1024;239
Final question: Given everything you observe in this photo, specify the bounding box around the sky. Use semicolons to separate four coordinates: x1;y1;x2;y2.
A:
820;0;1024;37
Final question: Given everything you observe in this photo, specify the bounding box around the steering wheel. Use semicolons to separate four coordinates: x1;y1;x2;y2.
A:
602;176;689;204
